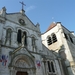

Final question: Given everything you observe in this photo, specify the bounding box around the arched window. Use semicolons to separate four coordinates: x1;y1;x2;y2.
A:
5;28;12;45
32;37;35;46
6;28;12;39
17;30;22;43
52;33;57;43
47;61;51;72
47;36;52;45
23;32;27;46
47;33;57;46
51;61;55;72
47;61;55;73
31;36;36;52
17;30;27;46
64;33;68;40
70;37;73;43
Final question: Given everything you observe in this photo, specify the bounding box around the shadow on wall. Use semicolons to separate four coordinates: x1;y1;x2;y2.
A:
58;45;74;75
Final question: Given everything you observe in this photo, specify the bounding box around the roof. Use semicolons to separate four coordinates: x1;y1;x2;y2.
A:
46;22;56;32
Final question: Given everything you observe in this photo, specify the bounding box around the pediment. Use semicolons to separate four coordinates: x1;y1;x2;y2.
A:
10;46;34;59
9;46;35;69
18;47;34;58
6;13;39;31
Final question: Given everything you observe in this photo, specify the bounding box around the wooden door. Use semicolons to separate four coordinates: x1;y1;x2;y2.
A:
16;71;28;75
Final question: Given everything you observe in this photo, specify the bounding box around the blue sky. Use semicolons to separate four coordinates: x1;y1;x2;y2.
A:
0;0;75;33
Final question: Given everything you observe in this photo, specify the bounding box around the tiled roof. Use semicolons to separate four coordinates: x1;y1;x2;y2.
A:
46;22;56;32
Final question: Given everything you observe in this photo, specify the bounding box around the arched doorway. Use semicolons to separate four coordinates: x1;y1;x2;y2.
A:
9;54;36;75
16;71;28;75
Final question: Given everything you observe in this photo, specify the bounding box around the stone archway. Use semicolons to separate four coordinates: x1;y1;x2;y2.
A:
9;54;36;75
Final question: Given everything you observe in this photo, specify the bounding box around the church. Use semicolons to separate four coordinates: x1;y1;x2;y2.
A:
0;4;75;75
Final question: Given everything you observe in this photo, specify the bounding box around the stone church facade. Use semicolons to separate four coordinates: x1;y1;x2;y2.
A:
0;6;75;75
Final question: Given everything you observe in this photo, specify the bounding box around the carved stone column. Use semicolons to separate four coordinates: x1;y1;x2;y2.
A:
10;67;15;75
28;69;36;75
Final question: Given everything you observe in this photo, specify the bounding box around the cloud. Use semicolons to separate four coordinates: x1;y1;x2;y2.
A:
26;5;36;13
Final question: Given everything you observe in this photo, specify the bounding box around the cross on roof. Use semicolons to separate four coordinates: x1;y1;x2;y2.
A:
20;1;26;10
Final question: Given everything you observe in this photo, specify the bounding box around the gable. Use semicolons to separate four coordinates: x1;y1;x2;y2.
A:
6;12;40;32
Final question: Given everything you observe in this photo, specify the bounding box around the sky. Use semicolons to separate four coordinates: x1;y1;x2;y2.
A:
0;0;75;33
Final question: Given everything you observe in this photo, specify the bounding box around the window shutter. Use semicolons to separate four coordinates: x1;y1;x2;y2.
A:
52;34;57;43
47;37;52;45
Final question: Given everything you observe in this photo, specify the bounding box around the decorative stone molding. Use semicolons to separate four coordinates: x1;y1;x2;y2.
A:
9;54;35;68
19;18;25;25
9;54;36;75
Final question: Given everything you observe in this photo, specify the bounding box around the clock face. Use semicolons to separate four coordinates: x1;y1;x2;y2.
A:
19;19;25;25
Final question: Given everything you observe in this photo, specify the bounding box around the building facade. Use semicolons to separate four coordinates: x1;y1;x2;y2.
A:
0;7;63;75
42;22;75;75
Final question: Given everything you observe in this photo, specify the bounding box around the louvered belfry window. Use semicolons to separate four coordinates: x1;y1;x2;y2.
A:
47;33;57;46
47;37;52;45
52;33;57;43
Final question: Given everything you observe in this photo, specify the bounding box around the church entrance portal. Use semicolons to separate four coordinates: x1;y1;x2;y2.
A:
10;54;36;75
16;71;28;75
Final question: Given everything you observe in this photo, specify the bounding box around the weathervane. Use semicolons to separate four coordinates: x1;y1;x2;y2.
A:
20;1;26;10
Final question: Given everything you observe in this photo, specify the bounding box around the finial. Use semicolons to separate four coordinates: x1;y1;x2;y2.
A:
20;1;26;10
